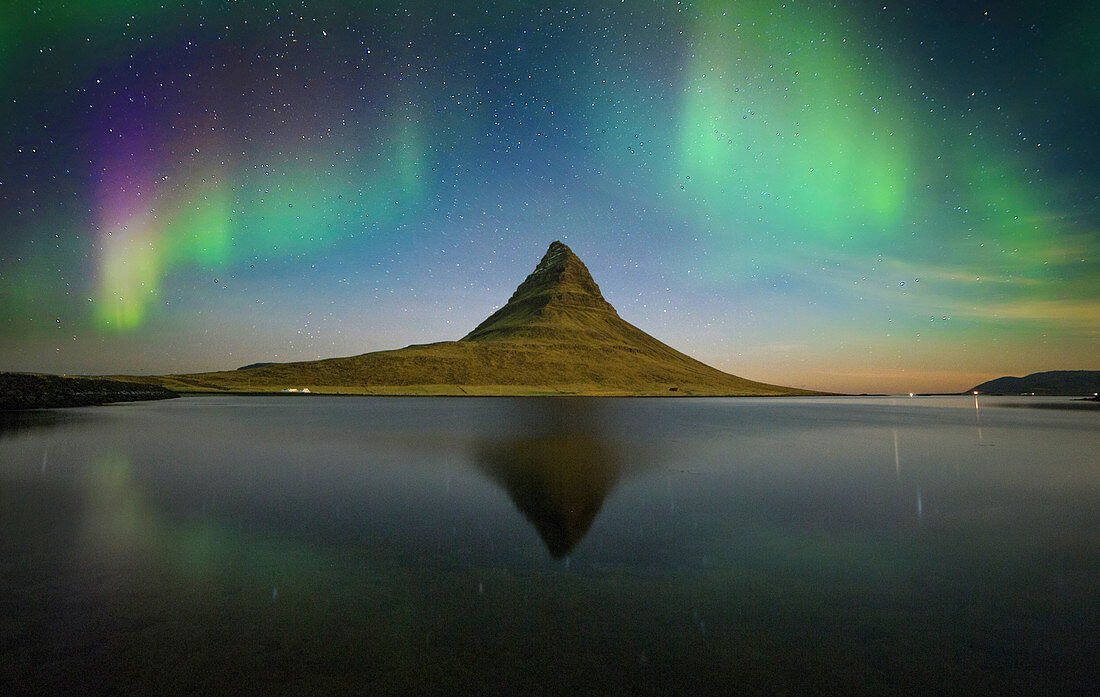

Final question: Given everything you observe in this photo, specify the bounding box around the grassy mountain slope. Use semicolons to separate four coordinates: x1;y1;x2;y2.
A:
127;242;820;396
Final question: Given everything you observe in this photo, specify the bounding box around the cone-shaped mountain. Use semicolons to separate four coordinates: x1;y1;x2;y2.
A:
134;241;820;396
463;240;623;343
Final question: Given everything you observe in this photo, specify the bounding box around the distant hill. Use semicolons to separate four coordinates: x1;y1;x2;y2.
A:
125;241;822;396
968;370;1100;396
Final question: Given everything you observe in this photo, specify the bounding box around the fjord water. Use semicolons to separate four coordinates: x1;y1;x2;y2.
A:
2;396;1096;695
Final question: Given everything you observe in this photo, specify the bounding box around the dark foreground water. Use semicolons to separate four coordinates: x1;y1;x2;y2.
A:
2;396;1097;695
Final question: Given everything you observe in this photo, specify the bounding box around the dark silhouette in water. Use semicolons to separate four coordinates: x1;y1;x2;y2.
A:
476;399;621;557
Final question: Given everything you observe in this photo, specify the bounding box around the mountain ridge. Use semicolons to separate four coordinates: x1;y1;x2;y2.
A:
123;241;823;396
968;370;1100;396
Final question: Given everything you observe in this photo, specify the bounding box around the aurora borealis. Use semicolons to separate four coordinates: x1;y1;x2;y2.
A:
1;1;1096;393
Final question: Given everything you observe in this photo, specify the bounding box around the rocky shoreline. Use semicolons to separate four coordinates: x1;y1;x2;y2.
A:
0;373;178;410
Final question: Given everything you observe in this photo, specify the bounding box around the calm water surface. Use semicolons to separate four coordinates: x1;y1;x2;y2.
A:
2;396;1097;695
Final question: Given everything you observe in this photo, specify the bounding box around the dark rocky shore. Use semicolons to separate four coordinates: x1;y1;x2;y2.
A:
0;373;178;410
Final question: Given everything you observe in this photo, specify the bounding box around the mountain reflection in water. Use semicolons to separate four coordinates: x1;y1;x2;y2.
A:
1;396;1097;695
475;399;624;557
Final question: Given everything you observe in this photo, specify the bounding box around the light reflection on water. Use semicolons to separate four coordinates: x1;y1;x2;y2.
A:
1;396;1097;695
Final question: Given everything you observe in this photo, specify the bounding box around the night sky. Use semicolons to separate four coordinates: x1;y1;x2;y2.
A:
1;1;1096;393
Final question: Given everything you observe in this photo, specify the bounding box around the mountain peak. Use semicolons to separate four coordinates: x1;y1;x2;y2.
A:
535;240;579;274
462;241;619;342
517;240;610;304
